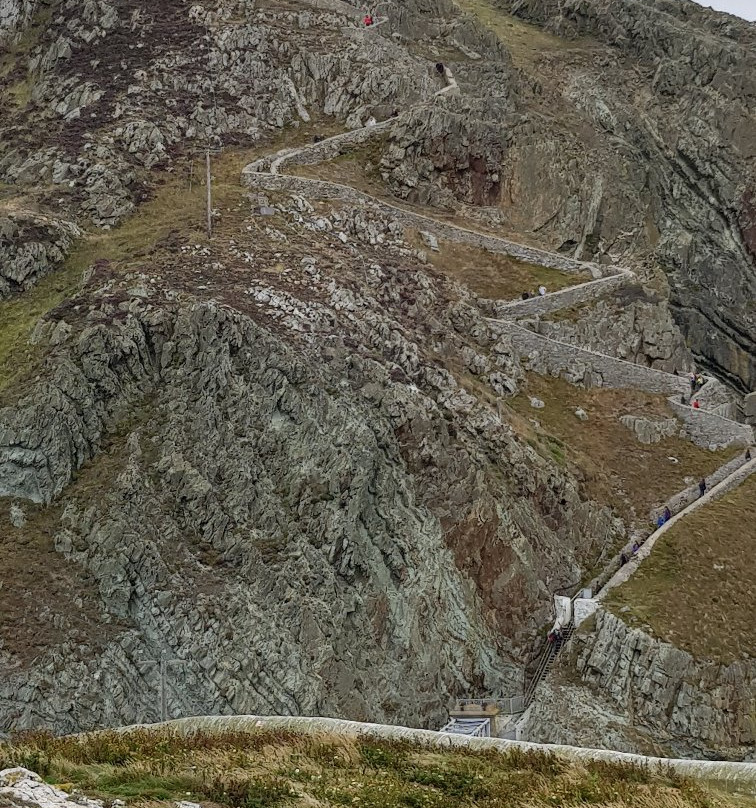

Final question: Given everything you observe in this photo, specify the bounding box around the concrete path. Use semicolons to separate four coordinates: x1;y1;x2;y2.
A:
597;452;756;601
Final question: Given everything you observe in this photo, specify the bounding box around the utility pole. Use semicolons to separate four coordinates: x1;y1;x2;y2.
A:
136;649;183;723
206;149;212;239
160;651;167;722
158;649;183;722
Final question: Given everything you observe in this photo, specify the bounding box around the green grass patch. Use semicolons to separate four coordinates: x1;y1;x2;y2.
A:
606;474;756;663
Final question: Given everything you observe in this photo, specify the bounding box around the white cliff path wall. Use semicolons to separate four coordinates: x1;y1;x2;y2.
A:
243;122;752;449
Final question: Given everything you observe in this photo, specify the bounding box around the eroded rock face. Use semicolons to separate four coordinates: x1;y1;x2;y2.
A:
0;0;33;45
0;212;80;298
373;0;756;391
494;0;756;391
533;289;694;373
0;194;622;731
523;609;756;759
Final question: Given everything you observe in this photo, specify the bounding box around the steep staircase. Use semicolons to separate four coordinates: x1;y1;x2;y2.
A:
524;620;575;707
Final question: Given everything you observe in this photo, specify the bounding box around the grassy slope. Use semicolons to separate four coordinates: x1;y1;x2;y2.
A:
507;375;738;523
605;474;756;663
0;728;739;808
452;0;602;69
410;231;583;300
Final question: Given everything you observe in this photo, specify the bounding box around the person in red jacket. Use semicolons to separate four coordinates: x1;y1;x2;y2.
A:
364;13;373;25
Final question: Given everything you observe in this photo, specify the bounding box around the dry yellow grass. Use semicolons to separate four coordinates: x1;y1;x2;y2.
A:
452;0;602;69
406;230;583;300
606;474;756;663
507;374;739;524
0;728;745;807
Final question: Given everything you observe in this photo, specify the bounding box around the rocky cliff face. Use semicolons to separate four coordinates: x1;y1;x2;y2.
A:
0;211;80;298
532;287;694;373
0;0;752;745
0;190;622;731
523;608;756;759
0;0;33;46
379;0;756;391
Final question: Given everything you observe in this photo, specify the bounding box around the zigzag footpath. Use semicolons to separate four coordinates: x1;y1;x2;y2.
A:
242;118;752;448
117;715;756;792
242;113;756;756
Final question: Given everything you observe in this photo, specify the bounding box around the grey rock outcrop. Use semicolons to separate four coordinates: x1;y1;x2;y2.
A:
619;414;679;444
0;0;435;227
0;769;102;808
523;608;756;758
0;202;622;731
535;290;694;373
0;212;80;297
0;0;33;45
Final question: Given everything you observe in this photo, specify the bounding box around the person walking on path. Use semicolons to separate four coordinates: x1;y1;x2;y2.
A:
663;506;671;523
698;478;707;498
747;448;752;462
692;399;700;409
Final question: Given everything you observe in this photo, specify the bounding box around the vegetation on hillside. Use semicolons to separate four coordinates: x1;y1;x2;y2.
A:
0;728;738;808
507;375;738;522
606;473;756;663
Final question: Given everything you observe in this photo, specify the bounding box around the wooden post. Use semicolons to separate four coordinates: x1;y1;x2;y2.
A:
205;150;212;239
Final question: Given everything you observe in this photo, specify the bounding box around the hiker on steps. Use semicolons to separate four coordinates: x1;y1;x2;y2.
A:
364;12;373;26
692;399;700;409
698;478;707;498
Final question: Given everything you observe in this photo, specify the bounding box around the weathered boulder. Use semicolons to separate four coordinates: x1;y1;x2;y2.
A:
619;414;679;444
0;769;102;808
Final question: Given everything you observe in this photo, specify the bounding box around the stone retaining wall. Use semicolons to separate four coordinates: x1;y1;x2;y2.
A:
243;174;750;451
488;319;688;395
242;171;612;276
270;120;393;173
493;273;630;319
306;0;360;13
597;457;755;600
655;451;751;521
668;399;753;449
585;451;753;596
